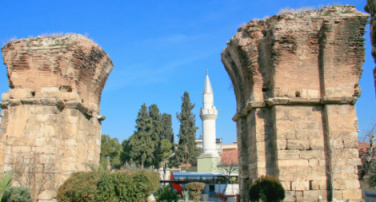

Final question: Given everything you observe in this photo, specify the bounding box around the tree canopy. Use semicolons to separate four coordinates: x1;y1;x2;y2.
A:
121;103;174;169
100;134;122;169
170;91;200;170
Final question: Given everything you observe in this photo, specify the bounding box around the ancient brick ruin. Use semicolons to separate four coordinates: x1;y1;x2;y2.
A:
222;6;367;201
366;0;376;97
0;34;113;201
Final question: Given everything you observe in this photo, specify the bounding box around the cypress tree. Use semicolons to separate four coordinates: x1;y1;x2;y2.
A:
161;113;174;144
173;91;200;170
148;104;163;168
126;104;153;169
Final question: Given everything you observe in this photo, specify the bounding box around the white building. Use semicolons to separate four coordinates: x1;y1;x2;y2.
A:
199;70;219;157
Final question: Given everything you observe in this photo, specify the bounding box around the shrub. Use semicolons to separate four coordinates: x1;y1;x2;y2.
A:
57;170;160;202
2;187;32;202
156;186;179;202
368;162;376;188
57;171;102;202
96;172;116;201
185;182;205;202
249;175;285;202
134;170;160;195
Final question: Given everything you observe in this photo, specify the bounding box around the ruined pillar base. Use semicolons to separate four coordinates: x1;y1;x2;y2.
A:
0;34;113;201
222;5;367;202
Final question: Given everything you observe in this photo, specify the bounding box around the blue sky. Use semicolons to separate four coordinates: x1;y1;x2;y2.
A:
0;0;374;144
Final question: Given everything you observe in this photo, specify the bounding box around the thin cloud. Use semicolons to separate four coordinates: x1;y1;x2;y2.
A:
104;50;216;91
133;33;209;48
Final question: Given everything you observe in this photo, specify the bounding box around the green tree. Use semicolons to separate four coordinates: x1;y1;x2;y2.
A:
148;104;163;168
126;104;154;169
158;139;173;179
161;113;174;144
172;91;200;170
100;134;122;169
120;139;131;165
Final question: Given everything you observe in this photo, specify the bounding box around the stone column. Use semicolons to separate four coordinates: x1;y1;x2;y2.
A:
0;34;113;201
222;6;367;201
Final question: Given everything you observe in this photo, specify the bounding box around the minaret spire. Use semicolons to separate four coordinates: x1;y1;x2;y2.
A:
203;70;213;95
200;70;219;157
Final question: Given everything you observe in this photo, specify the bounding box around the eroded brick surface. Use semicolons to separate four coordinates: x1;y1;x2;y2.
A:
222;6;367;201
0;34;113;201
366;0;376;98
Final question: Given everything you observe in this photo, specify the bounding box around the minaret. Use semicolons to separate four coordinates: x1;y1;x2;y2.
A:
200;70;219;157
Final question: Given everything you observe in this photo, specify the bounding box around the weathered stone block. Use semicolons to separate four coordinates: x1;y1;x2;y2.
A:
279;159;309;167
277;150;300;160
40;87;59;97
222;5;366;201
303;190;327;202
342;189;362;200
0;34;113;201
310;180;326;190
280;180;291;190
292;180;309;191
286;139;310;150
11;146;32;153
299;150;322;159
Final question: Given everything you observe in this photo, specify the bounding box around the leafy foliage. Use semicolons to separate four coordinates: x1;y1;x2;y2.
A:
57;170;159;202
100;134;122;170
126;104;154;169
58;171;102;202
185;182;205;202
249;175;285;202
161;113;174;144
170;91;200;169
149;104;163;168
0;172;12;201
2;187;32;202
368;162;376;188
121;104;174;169
156;185;179;202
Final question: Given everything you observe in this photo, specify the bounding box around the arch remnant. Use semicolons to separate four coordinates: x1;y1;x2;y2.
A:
0;34;113;201
222;6;367;201
365;0;376;97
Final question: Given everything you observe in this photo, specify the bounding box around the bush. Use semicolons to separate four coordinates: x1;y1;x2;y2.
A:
58;171;102;202
185;182;205;202
96;172;116;201
1;187;32;202
133;170;160;196
57;170;160;202
369;162;376;188
156;185;179;202
249;175;285;202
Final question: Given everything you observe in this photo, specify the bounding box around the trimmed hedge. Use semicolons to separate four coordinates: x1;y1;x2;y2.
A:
58;170;159;202
1;187;32;202
249;175;285;202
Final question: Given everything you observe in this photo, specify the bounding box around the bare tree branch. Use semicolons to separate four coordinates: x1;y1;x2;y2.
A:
12;152;54;202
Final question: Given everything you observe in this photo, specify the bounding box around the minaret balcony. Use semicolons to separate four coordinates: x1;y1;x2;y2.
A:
200;108;218;120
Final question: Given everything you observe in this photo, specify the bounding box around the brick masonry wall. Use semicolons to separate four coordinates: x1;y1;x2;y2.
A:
222;6;367;201
0;34;113;201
